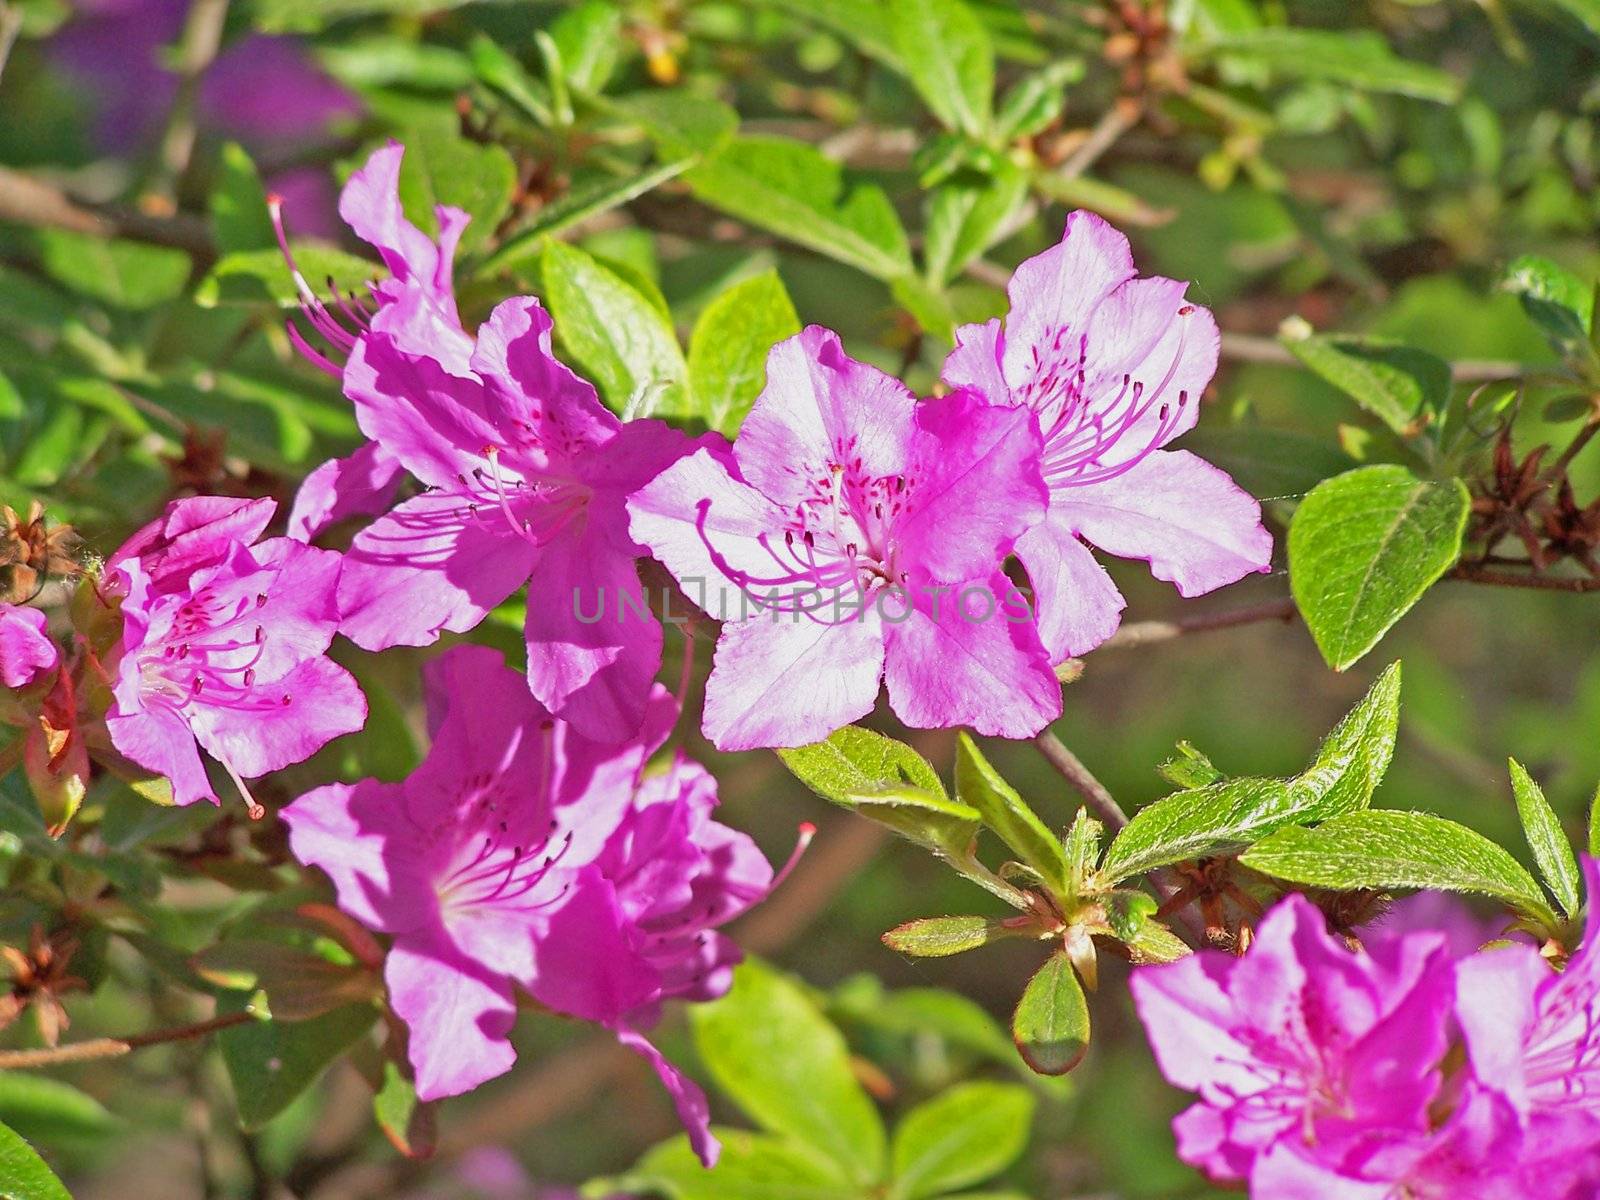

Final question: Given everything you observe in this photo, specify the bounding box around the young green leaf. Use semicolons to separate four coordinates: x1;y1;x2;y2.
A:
923;163;1028;287
218;997;376;1131
396;127;517;257
890;1082;1035;1199
1288;661;1402;818
1591;783;1600;859
1288;466;1470;671
887;0;995;138
685;136;914;281
211;143;276;254
373;1061;435;1159
195;245;380;308
955;733;1071;895
0;1119;70;1200
549;1;622;93
687;270;801;436
1280;329;1451;440
779;726;948;803
0;1074;116;1150
1502;254;1594;353
1101;777;1296;882
882;915;1028;958
1509;758;1581;918
994;60;1084;141
1239;810;1559;928
690;961;886;1184
540;240;689;417
1200;29;1461;101
31;230;191;311
1011;952;1089;1076
1156;740;1225;790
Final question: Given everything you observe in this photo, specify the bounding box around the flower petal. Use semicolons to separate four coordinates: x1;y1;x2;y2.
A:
616;1026;721;1167
1013;514;1125;661
281;778;431;934
287;442;406;542
703;604;885;751
106;706;214;806
339;492;539;651
1056;449;1273;597
0;604;58;689
942;318;1008;399
190;655;367;779
386;936;519;1101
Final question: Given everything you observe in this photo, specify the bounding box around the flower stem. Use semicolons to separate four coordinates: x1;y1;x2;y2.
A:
0;1010;255;1069
1034;730;1128;830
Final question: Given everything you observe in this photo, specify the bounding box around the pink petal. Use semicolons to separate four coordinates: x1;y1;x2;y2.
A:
109;495;276;589
287;442;406;542
893;389;1047;585
0;604;58;689
1056;449;1273;597
616;1026;721;1167
386;937;518;1101
524;871;658;1023
190;655;367;779
339;492;539;651
524;531;662;744
1455;944;1548;1113
733;326;917;510
1013;513;1125;661
281;779;431;933
702;605;885;750
999;210;1136;394
106;706;214;806
880;574;1059;738
942;318;1009;400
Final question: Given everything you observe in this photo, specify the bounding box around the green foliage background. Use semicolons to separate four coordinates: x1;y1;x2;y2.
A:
1;0;1598;1196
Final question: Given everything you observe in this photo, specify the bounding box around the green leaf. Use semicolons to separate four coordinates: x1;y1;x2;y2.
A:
1011;952;1089;1076
955;734;1070;895
397;128;517;257
750;0;903;68
1240;810;1558;928
690;961;886;1184
1156;741;1224;790
31;229;191;311
212;143;276;253
469;34;553;125
373;1061;434;1159
1590;783;1600;860
193;941;380;1020
218;996;375;1131
687;270;801;436
887;0;994;137
1510;759;1581;918
252;0;476;34
614;91;739;158
779;726;948;803
890;1082;1034;1198
994;60;1084;141
480;159;695;274
0;1073;116;1148
604;1129;859;1200
923;163;1028;287
540;240;688;417
1288;466;1470;671
194;244;379;308
550;1;622;93
1290;661;1402;818
1280;329;1451;439
1201;29;1461;101
1550;0;1600;38
0;1119;69;1200
1102;776;1297;882
1501;254;1594;352
685;136;913;281
881;915;1027;958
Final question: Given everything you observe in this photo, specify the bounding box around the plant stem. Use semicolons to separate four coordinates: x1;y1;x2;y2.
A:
1103;596;1298;649
1219;333;1527;382
1449;564;1600;592
0;1010;254;1069
146;0;231;205
1536;414;1600;487
0;166;214;257
0;2;23;87
1034;730;1128;830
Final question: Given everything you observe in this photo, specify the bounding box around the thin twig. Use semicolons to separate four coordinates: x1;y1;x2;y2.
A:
1220;333;1528;382
0;1010;254;1069
1537;415;1600;487
0;166;214;257
1449;563;1600;592
1103;597;1298;650
1034;730;1128;830
148;0;231;203
1057;99;1141;181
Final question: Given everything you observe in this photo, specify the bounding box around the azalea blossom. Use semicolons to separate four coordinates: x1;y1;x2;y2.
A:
942;211;1273;662
1455;856;1600;1189
628;325;1059;750
275;144;700;742
103;496;366;811
1129;893;1457;1186
0;604;58;690
281;645;799;1166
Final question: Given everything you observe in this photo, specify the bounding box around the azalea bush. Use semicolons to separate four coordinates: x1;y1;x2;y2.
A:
1;0;1600;1197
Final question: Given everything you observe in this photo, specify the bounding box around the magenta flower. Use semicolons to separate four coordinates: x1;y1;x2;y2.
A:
628;326;1059;750
0;605;58;690
942;211;1273;661
1454;856;1600;1184
1129;894;1456;1186
103;496;366;811
281;645;797;1166
276;144;699;743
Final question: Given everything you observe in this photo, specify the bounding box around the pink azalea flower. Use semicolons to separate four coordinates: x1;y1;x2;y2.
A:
281;645;800;1166
1129;894;1457;1187
942;211;1273;661
0;604;59;690
627;325;1059;750
275;144;701;743
1454;856;1600;1186
103;496;366;811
